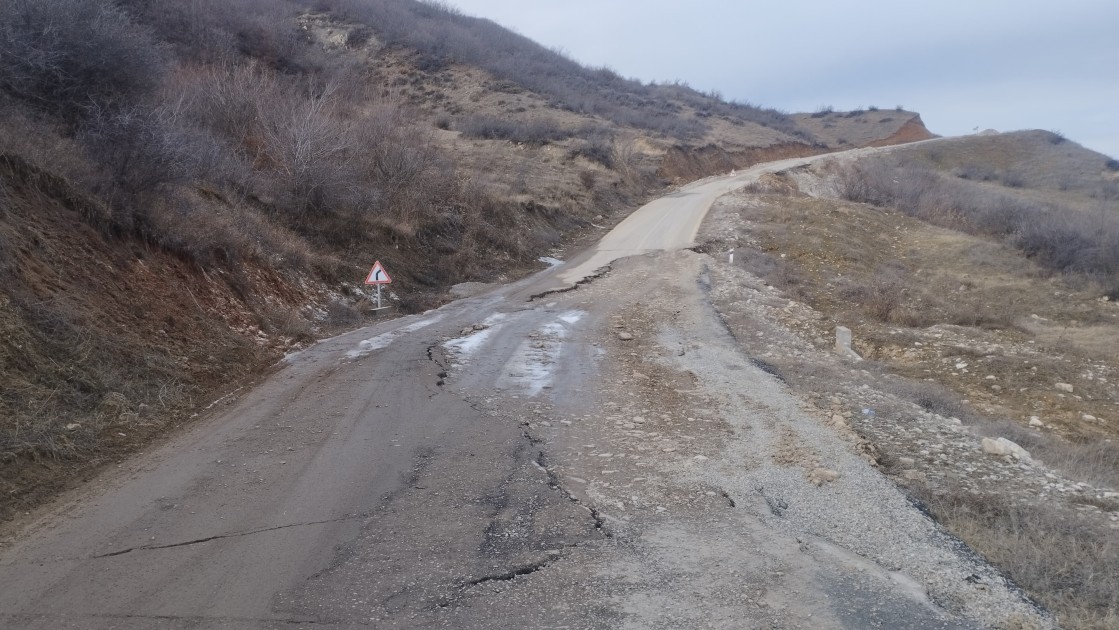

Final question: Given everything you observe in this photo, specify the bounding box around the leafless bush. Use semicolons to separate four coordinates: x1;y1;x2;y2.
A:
569;135;616;168
458;115;570;145
838;159;1119;278
78;104;218;208
0;0;167;124
578;170;596;190
261;305;313;341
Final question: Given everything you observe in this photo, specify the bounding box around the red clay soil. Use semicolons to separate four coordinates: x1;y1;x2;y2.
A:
658;142;828;183
868;115;937;147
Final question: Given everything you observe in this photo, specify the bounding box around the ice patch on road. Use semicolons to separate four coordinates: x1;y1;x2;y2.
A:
498;310;584;397
444;327;496;358
539;256;564;268
558;311;584;325
345;314;445;359
443;313;508;361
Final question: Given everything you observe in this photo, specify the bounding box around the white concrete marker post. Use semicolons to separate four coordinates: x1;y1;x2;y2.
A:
728;248;735;265
364;260;393;311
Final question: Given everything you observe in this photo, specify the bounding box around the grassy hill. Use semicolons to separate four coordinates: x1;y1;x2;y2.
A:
0;0;922;519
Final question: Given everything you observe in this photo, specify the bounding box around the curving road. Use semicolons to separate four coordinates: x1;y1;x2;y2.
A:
0;143;1041;629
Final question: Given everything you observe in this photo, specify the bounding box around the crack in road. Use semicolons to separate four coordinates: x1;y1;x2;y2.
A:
464;558;553;587
91;513;369;559
527;265;612;301
0;612;346;626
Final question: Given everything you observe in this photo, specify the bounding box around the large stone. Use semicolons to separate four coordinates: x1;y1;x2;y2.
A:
617;332;634;341
981;437;1032;462
1054;383;1074;393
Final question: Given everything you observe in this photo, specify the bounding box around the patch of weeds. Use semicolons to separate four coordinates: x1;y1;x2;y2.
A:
911;483;1119;628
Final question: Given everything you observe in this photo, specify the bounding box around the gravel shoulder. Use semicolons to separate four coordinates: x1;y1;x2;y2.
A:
493;249;1049;629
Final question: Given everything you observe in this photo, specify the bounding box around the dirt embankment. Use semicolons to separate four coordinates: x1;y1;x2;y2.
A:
0;153;332;521
657;142;828;183
868;115;937;147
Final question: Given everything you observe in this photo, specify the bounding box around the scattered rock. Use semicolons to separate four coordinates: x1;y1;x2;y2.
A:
808;468;840;486
1054;383;1074;393
902;470;927;482
1082;414;1098;423
64;423;81;431
617;332;634;341
1029;416;1043;427
981;437;1032;462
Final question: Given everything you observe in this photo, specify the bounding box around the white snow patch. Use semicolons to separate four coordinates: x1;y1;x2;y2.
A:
497;310;585;397
481;312;507;326
345;314;445;359
558;311;584;325
443;327;495;358
539;256;564;268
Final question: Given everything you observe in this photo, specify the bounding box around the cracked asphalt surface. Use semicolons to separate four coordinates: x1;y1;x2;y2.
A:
0;148;1047;628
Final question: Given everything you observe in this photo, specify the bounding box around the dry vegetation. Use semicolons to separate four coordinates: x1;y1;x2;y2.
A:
704;136;1119;626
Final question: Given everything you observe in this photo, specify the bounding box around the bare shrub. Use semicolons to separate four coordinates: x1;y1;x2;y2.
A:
324;299;362;328
838;158;1119;278
261;306;313;341
78;104;222;205
569;135;616;168
0;0;167;124
578;170;596;190
458;115;570;145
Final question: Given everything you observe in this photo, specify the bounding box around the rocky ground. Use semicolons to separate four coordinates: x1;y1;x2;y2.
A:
435;248;1052;628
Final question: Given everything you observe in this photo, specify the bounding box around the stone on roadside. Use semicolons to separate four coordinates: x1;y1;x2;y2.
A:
1029;416;1043;427
808;468;840;486
902;469;927;482
981;437;1032;462
1055;383;1074;393
64;423;81;431
617;332;634;341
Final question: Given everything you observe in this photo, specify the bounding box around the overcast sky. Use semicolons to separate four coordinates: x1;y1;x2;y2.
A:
447;0;1119;158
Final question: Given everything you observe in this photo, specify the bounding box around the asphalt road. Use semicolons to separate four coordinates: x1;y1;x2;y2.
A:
0;159;784;628
0;147;1044;629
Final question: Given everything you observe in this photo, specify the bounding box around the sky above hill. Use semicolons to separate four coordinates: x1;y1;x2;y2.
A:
448;0;1119;158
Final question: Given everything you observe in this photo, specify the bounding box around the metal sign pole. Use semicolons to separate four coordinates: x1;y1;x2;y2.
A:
376;284;382;310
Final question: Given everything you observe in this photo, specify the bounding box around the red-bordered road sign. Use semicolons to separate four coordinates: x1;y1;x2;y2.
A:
364;261;392;285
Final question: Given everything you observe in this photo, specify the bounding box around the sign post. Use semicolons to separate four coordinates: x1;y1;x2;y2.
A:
364;260;393;311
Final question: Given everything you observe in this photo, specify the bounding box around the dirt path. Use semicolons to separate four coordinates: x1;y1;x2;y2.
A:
0;146;1048;628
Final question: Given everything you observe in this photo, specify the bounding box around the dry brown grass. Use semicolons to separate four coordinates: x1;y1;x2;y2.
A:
709;167;1119;628
912;484;1119;629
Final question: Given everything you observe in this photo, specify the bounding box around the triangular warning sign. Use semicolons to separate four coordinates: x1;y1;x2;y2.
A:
364;260;392;285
